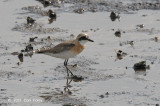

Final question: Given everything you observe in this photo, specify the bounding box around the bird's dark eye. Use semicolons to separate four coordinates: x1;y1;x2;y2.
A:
79;36;87;41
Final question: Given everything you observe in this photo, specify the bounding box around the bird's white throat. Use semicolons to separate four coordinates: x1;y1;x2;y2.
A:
79;40;88;46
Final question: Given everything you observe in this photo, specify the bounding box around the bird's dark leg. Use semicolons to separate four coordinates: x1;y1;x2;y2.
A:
64;59;74;76
64;59;69;76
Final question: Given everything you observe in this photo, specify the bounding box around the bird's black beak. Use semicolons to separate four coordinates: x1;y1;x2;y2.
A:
87;38;94;42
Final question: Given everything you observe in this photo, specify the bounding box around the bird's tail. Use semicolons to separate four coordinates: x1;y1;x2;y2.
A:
23;46;52;56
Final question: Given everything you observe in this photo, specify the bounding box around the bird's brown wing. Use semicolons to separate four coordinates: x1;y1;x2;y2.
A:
48;42;75;54
34;40;75;54
36;40;75;54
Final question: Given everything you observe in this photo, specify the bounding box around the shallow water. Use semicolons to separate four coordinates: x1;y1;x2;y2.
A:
1;0;160;106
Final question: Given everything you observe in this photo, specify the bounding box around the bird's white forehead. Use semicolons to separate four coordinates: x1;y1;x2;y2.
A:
83;33;88;37
76;33;89;40
84;33;88;36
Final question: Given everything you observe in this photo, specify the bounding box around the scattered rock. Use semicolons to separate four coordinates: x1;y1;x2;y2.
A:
17;62;20;65
72;64;78;68
21;50;25;52
120;41;134;46
70;34;74;37
99;95;104;98
142;14;147;17
115;49;127;60
27;70;32;73
25;44;33;52
63;103;74;106
43;0;52;7
18;53;23;62
133;61;150;71
48;9;56;19
105;92;109;95
110;11;120;21
116;50;125;56
48;36;51;39
36;0;52;7
67;91;72;95
154;36;160;42
129;41;134;46
115;30;121;37
74;8;85;14
1;89;6;91
27;16;35;26
137;24;144;28
29;37;38;42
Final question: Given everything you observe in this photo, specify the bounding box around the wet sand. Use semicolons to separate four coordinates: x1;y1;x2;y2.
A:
1;0;160;106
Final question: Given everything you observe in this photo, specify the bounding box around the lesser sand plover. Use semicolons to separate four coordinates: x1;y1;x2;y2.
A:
38;33;94;76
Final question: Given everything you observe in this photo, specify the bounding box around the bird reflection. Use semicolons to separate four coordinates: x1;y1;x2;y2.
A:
134;69;147;76
64;78;72;95
64;76;84;94
40;77;84;102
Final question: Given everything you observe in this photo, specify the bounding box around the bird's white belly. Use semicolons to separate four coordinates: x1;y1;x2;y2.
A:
44;51;78;59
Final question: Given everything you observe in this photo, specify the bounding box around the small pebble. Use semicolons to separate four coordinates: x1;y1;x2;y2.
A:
105;92;109;95
68;91;72;95
115;30;121;37
100;95;104;98
1;89;6;91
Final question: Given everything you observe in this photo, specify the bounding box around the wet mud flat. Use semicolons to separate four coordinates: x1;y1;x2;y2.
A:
1;0;160;106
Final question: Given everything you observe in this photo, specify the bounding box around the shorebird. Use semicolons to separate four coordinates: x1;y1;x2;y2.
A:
37;33;94;76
